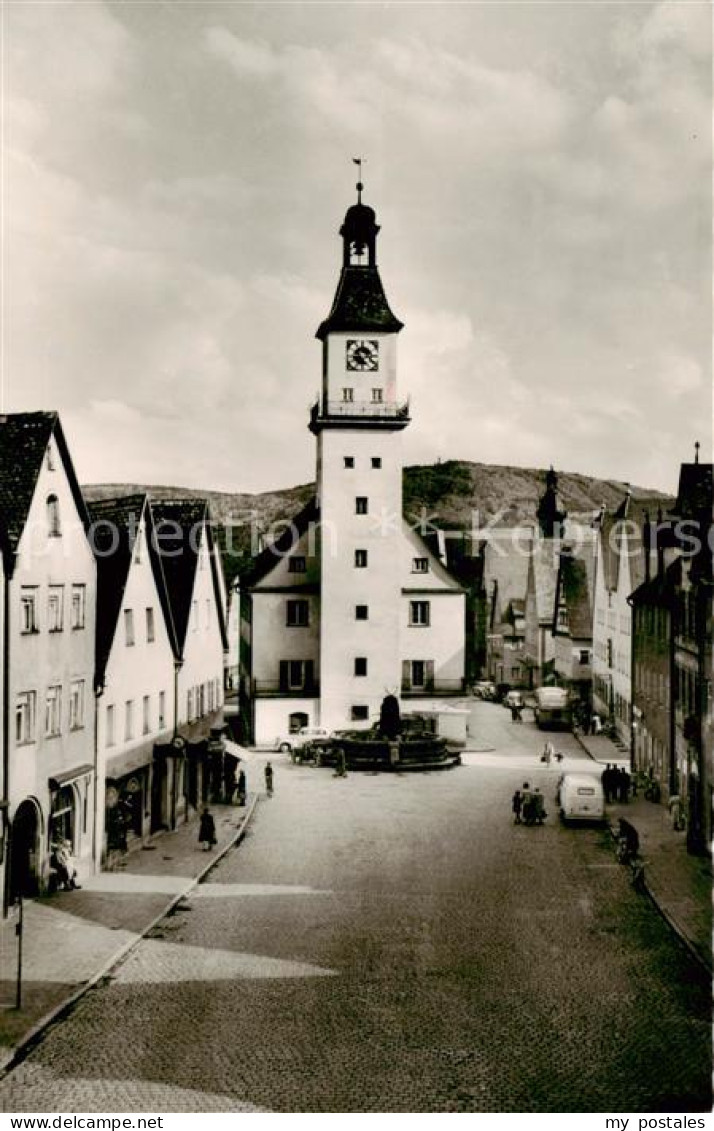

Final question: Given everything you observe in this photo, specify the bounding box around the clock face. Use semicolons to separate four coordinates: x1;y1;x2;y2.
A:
346;339;379;372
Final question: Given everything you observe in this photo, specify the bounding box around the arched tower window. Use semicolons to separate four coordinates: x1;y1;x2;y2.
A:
47;494;61;536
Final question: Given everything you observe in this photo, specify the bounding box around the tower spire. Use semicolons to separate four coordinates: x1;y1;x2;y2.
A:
353;157;364;204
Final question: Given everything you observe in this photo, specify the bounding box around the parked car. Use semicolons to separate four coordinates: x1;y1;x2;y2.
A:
274;727;332;754
556;773;605;823
473;681;497;700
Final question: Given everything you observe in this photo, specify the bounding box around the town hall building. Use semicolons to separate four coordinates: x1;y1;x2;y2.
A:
241;190;466;745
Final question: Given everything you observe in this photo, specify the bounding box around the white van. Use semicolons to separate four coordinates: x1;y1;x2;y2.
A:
556;773;605;823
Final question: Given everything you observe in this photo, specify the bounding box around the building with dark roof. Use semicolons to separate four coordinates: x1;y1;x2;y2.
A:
591;489;669;744
0;412;97;904
552;544;596;709
87;494;229;859
241;193;466;744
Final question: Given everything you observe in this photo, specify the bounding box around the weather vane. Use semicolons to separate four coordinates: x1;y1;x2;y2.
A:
353;156;365;203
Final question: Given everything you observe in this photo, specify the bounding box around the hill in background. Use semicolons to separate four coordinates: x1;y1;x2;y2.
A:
83;461;672;586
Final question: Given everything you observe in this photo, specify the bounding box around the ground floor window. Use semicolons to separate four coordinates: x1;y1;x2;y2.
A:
49;785;75;847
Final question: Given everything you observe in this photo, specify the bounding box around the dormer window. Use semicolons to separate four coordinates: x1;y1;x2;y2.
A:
47;495;61;536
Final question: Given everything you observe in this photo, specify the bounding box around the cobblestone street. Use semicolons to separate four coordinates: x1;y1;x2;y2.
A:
1;703;710;1113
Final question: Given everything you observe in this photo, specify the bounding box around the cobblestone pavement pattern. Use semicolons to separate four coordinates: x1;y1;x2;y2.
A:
1;703;710;1112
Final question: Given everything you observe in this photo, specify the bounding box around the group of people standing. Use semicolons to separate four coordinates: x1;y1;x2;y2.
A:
222;764;248;807
511;782;547;826
602;763;631;804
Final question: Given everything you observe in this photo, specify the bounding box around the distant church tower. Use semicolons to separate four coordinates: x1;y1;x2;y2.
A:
537;466;566;540
310;184;409;730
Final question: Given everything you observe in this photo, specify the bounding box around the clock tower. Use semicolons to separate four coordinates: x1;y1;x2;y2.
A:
310;189;410;730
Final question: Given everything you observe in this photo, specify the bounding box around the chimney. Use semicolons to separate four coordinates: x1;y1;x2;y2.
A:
694;440;700;465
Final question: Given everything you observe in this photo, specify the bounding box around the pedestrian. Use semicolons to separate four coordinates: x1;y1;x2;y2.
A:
50;838;81;890
333;747;347;778
521;781;534;825
198;806;216;851
264;761;274;796
532;787;547;824
236;769;246;807
591;713;602;735
223;763;237;805
602;764;612;803
619;767;631;804
541;740;554;766
511;788;523;824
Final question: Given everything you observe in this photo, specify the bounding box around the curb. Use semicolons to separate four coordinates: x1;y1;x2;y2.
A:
604;816;712;978
0;796;259;1079
640;870;713;977
572;729;600;763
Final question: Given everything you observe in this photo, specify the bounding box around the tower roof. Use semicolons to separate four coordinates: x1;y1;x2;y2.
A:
536;466;566;539
316;194;404;339
316;266;404;339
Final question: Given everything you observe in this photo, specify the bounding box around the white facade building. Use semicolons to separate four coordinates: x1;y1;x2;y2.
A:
89;496;176;856
592;494;657;742
90;495;228;859
243;194;466;745
0;413;97;902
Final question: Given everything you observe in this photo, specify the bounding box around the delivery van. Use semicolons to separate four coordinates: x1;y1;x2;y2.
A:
556;773;606;823
534;686;572;730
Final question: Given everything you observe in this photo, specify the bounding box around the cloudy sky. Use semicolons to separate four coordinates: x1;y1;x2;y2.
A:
5;1;711;494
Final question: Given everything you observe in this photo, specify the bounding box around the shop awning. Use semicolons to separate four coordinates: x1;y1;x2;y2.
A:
224;739;257;764
48;763;94;791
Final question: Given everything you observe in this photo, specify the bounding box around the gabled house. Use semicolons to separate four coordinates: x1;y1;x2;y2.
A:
88;495;229;858
552;544;596;709
522;469;570;688
0;413;97;903
668;457;713;853
630;552;676;801
151;500;229;819
488;596;527;689
592;491;666;743
88;495;178;857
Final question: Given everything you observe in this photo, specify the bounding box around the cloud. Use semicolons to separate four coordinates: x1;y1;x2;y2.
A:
5;2;709;498
204;26;574;152
654;353;703;399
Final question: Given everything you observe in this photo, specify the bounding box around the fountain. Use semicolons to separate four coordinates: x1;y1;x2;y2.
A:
324;695;462;772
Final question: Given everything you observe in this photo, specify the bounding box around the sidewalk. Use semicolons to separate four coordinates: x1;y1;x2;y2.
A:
0;799;257;1073
576;730;712;973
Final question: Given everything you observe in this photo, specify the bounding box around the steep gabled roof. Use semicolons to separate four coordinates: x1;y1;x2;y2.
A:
151;499;228;656
0;412;91;562
87;494;179;680
555;549;595;640
531;540;559;623
599;493;671;593
245;496;320;588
